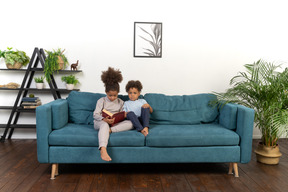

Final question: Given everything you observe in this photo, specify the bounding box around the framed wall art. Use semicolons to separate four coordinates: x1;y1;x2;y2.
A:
134;22;162;58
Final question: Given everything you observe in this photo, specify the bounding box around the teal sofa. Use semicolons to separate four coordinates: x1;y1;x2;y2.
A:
36;91;255;179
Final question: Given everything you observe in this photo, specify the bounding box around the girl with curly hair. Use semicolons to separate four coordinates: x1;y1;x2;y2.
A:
93;67;133;161
124;80;153;136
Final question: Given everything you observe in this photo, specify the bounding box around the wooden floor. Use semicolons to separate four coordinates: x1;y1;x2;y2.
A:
0;139;288;192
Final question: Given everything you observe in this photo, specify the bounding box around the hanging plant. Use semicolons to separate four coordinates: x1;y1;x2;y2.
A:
44;48;68;83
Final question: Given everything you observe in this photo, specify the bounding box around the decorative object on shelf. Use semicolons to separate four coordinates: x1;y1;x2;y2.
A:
34;76;45;89
0;82;20;89
71;60;79;71
44;48;68;83
212;59;288;165
134;22;162;58
21;96;42;109
61;74;79;90
0;47;30;69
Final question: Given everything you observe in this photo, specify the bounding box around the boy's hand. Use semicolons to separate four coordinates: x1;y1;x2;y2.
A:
142;103;153;113
142;104;150;108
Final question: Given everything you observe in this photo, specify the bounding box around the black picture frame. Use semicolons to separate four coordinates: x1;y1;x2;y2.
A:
134;22;162;58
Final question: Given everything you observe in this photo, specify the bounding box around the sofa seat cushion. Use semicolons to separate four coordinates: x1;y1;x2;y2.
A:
146;124;239;147
49;124;145;147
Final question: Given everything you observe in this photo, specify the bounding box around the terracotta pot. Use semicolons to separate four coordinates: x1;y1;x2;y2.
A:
254;142;282;165
66;84;74;90
6;62;23;69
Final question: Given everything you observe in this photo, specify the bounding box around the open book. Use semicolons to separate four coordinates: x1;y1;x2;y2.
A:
102;109;125;126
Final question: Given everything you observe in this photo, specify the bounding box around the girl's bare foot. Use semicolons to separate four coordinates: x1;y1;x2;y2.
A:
100;147;112;161
141;127;149;136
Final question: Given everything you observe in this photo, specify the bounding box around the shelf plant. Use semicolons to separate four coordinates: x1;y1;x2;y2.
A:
44;48;68;83
0;47;30;69
34;76;45;89
34;76;44;83
212;59;288;164
61;74;79;90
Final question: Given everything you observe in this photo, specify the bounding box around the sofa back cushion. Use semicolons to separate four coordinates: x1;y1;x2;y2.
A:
67;91;106;124
144;93;218;125
66;91;141;124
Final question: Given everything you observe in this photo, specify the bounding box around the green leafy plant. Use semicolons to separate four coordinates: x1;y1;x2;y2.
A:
213;59;288;147
138;24;162;56
61;74;79;85
44;48;68;83
0;47;30;66
34;76;44;83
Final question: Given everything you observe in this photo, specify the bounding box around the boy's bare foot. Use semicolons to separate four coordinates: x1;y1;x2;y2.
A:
141;127;149;136
100;147;112;161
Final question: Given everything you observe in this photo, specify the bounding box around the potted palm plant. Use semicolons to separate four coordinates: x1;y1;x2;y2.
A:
34;76;45;89
213;59;288;164
61;74;79;90
0;47;30;69
44;48;68;83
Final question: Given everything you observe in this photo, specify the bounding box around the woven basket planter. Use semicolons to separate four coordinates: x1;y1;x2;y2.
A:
6;62;22;69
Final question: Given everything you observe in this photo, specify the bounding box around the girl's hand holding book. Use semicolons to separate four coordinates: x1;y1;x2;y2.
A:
103;117;115;125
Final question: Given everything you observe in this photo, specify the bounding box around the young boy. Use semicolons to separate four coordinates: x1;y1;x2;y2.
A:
124;80;153;136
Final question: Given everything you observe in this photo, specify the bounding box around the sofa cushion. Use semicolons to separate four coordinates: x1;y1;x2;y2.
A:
49;123;145;147
67;91;106;124
146;124;239;147
66;91;143;125
144;93;218;125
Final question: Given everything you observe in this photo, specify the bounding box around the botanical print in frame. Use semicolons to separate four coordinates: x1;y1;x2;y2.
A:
134;22;162;58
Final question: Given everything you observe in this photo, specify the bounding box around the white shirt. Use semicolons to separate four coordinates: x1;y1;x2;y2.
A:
123;99;147;117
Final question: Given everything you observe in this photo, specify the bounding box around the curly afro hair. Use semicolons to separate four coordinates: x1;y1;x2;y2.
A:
101;67;123;92
125;80;143;93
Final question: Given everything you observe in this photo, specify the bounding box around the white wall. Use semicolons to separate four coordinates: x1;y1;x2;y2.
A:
1;0;288;139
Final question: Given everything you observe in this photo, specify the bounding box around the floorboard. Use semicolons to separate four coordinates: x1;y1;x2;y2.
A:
0;139;288;192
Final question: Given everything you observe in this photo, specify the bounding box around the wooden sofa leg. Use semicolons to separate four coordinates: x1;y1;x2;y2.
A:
233;163;239;177
228;163;233;175
55;164;59;176
228;163;239;177
50;164;58;180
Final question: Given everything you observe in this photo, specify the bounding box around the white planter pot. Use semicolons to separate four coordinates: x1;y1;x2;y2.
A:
66;84;74;90
36;83;44;89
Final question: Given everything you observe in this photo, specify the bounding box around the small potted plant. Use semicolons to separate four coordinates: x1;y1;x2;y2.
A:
61;74;79;90
0;47;30;69
34;76;45;89
44;48;68;83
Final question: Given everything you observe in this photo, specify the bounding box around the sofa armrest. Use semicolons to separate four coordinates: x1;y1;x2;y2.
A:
235;105;255;163
36;99;68;163
219;103;238;130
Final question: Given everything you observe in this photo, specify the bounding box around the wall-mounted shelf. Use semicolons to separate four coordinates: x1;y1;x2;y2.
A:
0;47;82;142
